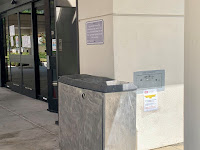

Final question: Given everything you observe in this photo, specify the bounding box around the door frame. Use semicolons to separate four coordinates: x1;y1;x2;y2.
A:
2;3;36;97
45;0;59;112
0;0;54;101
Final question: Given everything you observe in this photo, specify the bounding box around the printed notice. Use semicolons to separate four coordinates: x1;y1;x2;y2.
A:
22;36;31;48
10;36;14;47
15;36;19;47
86;20;104;45
52;39;57;51
9;25;15;36
144;89;158;112
59;39;62;51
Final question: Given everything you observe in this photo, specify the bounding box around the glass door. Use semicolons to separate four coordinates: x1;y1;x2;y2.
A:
0;16;11;87
52;0;79;113
8;13;22;92
0;0;56;105
36;5;48;99
2;4;36;98
19;8;36;97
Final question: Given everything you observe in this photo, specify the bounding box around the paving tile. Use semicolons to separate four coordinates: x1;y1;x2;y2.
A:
0;108;15;119
0;127;59;150
21;110;58;128
42;124;59;135
0;97;48;114
0;88;22;102
0;88;59;149
0;115;35;135
0;88;48;115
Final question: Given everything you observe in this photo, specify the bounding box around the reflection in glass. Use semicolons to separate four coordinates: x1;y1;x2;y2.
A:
37;7;48;98
20;10;35;89
3;17;11;84
8;13;21;86
51;0;58;99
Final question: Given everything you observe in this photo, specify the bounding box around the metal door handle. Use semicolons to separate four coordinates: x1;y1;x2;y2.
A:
47;55;50;69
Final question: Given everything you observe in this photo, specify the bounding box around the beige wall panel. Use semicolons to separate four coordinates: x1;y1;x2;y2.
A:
78;1;184;149
185;0;200;149
137;84;184;150
78;0;113;20
79;15;114;78
113;16;184;149
113;16;184;85
113;0;184;15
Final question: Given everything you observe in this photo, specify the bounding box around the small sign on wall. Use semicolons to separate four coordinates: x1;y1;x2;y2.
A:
9;25;15;36
59;39;62;51
86;20;104;45
52;39;57;51
143;89;158;112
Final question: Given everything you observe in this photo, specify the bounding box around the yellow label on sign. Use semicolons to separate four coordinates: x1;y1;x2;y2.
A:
145;94;156;99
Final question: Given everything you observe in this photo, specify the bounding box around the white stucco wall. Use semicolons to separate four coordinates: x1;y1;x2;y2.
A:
113;0;184;15
113;0;184;149
79;15;114;78
113;15;184;150
78;0;113;20
78;0;114;78
78;0;184;149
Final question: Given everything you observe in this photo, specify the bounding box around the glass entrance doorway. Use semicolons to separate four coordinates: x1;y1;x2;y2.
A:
36;6;48;99
56;1;79;78
0;1;51;100
3;5;36;98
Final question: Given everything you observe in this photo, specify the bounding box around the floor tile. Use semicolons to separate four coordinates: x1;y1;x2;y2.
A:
21;110;58;127
0;115;35;135
0;127;59;150
0;107;15;119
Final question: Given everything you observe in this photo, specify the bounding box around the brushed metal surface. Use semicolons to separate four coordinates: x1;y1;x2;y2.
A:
104;92;136;150
59;83;103;150
59;82;136;150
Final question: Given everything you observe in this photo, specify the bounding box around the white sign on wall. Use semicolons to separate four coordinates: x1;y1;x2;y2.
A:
9;25;15;36
86;20;104;45
52;39;57;51
143;89;158;112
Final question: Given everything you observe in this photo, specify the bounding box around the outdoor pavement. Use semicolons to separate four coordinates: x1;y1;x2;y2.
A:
0;87;59;150
0;87;183;150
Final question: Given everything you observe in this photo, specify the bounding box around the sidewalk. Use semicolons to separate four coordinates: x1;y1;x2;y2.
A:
0;88;59;150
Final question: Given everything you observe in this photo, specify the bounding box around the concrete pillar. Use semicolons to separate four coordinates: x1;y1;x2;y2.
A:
79;0;184;149
185;0;200;149
78;0;114;78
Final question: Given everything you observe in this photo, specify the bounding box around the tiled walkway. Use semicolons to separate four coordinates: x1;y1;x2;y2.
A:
0;88;59;150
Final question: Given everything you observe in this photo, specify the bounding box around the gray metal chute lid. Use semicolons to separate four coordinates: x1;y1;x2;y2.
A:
59;74;137;93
